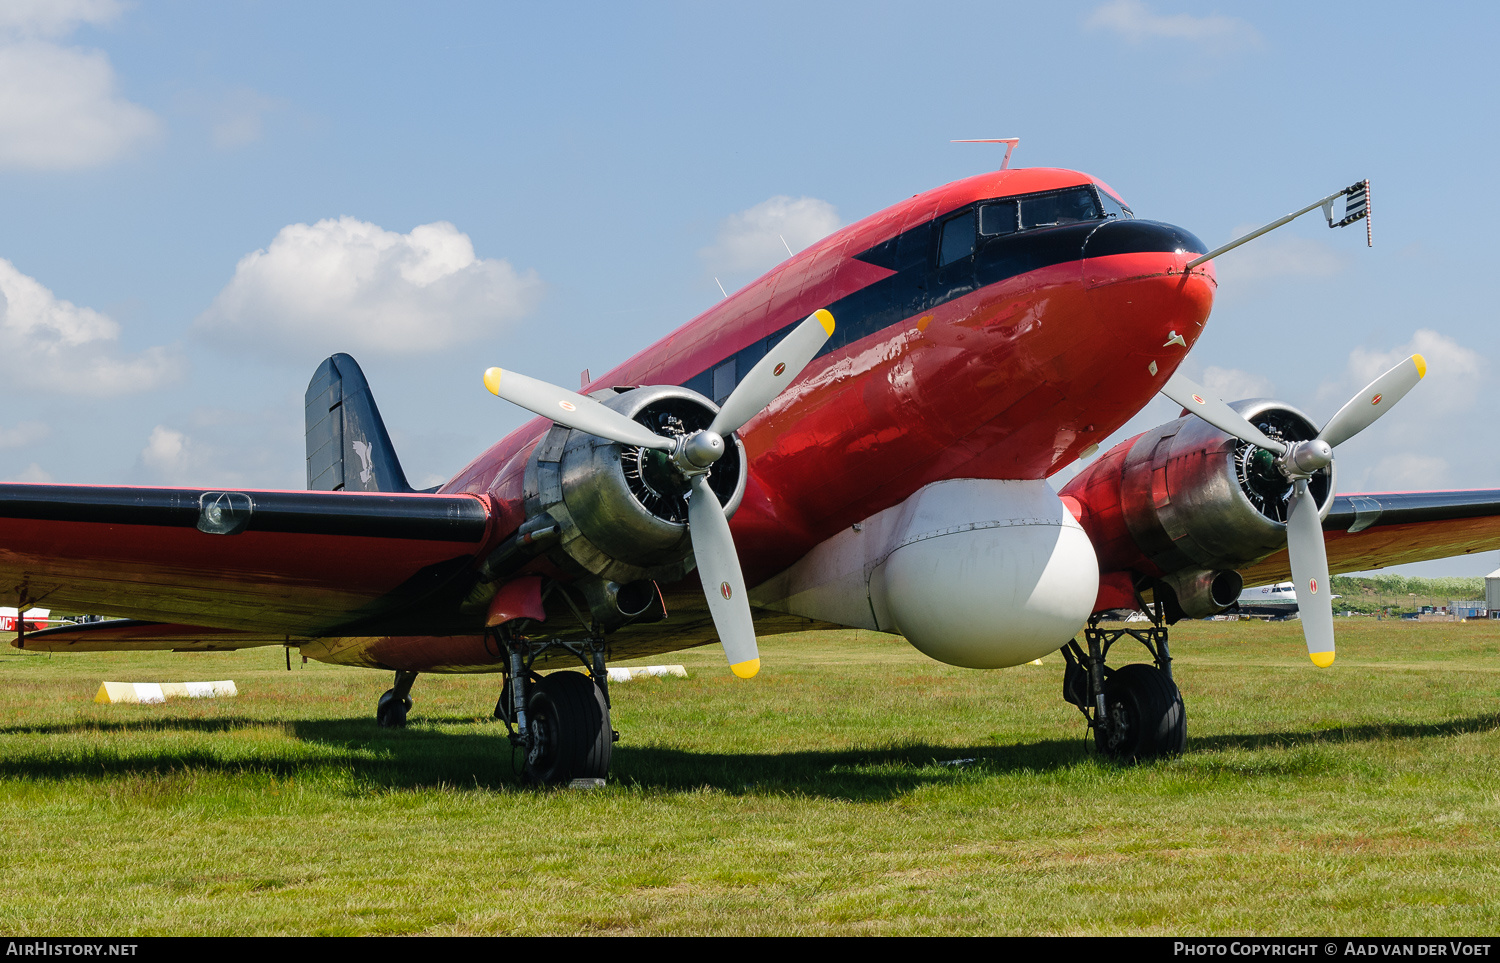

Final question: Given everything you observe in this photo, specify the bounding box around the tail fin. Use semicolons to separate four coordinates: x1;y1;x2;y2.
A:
305;354;416;493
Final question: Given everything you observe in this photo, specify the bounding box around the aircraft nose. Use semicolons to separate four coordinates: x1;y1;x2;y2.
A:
1081;218;1208;267
1080;218;1216;358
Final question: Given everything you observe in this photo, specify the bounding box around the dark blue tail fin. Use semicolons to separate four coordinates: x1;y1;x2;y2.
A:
305;354;416;493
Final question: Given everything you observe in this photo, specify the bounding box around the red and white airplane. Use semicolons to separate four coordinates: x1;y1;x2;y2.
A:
11;155;1500;782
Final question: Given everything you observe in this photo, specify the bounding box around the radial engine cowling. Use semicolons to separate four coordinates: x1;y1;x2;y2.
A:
1063;400;1335;615
523;384;746;585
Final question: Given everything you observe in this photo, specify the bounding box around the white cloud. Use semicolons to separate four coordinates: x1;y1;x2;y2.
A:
1201;365;1275;402
1321;329;1482;413
1365;453;1449;491
0;0;122;39
0;1;158;171
178;85;282;151
212;88;279;149
7;463;52;483
1319;330;1490;492
139;425;188;476
1085;1;1260;48
701;196;841;282
0;42;158;170
1210;227;1348;286
136;411;301;489
195;217;544;358
0;421;49;448
0;258;180;396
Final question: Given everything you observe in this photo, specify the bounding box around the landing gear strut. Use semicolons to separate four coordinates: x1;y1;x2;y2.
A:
493;630;616;786
1061;605;1185;761
376;670;418;728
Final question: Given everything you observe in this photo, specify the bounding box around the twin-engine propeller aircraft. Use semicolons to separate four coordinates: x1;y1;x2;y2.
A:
10;149;1500;783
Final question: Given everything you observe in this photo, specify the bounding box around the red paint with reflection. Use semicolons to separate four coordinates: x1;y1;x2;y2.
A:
445;168;1216;589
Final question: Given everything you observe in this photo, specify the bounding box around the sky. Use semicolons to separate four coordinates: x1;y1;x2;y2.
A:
0;0;1495;577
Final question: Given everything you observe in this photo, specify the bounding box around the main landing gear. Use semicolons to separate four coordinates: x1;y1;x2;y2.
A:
1060;608;1185;762
376;669;418;728
492;631;616;786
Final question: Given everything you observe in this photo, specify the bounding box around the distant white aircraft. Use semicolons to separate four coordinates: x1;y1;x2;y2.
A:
1235;583;1301;619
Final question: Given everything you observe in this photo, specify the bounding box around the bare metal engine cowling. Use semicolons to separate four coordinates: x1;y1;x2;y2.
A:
1068;399;1334;617
522;384;746;586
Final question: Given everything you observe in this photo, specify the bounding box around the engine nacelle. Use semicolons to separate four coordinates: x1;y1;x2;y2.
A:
523;385;746;586
752;478;1099;669
1062;399;1334;616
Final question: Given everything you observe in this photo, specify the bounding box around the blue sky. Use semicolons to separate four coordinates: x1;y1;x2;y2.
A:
0;0;1494;577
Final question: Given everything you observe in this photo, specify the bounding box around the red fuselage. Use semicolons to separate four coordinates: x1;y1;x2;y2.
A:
445;167;1217;590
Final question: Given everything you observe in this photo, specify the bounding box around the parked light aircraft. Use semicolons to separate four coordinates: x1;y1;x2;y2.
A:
10;153;1500;781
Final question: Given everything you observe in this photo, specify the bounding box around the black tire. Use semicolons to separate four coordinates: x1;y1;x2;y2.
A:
524;671;611;785
1094;663;1185;761
376;688;411;728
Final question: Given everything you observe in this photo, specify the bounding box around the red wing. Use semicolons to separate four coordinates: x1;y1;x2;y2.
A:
0;484;495;635
1238;489;1500;586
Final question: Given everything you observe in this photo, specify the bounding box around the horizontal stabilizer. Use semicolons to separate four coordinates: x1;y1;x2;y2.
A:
19;619;302;652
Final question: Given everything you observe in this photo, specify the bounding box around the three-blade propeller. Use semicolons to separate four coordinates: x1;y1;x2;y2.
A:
1161;354;1426;666
483;309;836;678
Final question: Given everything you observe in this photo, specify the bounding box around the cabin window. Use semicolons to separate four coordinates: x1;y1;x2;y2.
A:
736;338;767;374
938;210;976;266
979;199;1018;236
895;220;932;271
1020;187;1102;229
712;359;736;404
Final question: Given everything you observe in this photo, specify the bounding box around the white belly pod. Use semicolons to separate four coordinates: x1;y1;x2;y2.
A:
751;479;1099;669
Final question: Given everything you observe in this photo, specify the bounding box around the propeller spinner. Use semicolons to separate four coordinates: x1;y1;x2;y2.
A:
1161;354;1426;666
483;309;836;678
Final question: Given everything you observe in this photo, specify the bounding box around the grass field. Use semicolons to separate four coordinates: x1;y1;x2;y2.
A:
2;619;1499;936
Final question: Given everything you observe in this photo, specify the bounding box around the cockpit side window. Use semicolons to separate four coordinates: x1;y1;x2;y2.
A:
979;199;1018;236
938;209;976;266
1019;187;1102;230
1096;187;1134;220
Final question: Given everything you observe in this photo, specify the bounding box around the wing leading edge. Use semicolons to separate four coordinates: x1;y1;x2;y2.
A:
1238;489;1500;587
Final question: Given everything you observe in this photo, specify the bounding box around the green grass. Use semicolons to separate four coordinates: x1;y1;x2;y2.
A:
2;619;1499;935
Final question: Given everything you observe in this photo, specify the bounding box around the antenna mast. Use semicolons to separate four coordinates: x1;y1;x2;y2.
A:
951;137;1020;170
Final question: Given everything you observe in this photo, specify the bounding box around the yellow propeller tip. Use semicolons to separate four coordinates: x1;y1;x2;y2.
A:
483;367;503;395
1310;651;1335;668
814;308;835;336
1412;354;1427;379
730;658;760;679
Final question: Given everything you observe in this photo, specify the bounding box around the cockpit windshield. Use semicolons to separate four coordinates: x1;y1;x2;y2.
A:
978;185;1135;237
1020;187;1101;229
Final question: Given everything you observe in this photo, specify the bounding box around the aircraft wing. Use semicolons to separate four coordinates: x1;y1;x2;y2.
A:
0;483;495;636
1237;490;1500;587
17;619;304;652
